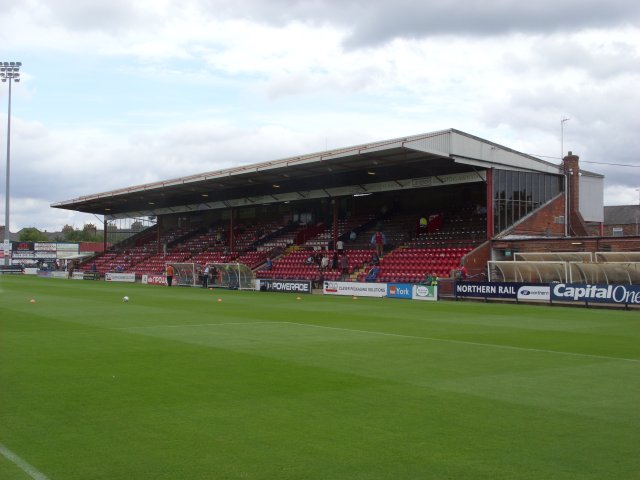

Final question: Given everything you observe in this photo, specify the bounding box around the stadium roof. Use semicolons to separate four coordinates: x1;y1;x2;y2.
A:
603;205;640;225
52;128;565;219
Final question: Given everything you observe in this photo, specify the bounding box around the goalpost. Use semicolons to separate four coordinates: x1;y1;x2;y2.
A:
168;262;255;289
209;263;254;290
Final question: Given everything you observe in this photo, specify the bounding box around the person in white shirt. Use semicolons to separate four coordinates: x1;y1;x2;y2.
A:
202;265;210;288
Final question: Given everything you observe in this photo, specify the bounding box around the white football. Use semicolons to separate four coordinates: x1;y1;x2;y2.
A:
123;296;129;302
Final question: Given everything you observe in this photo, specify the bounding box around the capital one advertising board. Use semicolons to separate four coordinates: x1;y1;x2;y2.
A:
551;283;640;305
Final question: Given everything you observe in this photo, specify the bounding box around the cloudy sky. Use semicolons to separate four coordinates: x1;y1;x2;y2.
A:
1;0;639;232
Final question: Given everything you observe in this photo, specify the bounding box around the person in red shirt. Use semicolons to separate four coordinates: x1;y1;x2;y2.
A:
370;230;386;257
459;264;468;280
166;264;175;287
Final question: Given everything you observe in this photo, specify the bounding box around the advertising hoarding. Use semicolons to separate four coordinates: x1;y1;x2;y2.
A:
142;274;167;286
412;285;438;301
386;284;413;299
551;283;640;305
259;279;311;294
105;272;136;283
323;281;387;297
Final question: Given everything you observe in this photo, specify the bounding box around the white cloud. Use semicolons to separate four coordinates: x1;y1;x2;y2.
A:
1;0;639;233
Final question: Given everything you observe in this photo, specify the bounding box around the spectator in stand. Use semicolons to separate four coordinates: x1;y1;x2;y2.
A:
349;230;357;242
166;264;175;287
340;254;349;280
265;257;273;270
331;251;339;270
91;261;97;272
320;254;329;271
365;265;380;282
371;252;380;266
419;215;428;234
336;239;344;254
422;272;438;286
370;230;386;257
458;264;468;280
305;253;315;265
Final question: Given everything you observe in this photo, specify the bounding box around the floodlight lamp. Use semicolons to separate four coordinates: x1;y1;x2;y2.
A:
16;62;21;66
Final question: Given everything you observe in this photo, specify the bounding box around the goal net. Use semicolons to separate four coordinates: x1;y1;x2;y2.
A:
208;263;255;290
169;263;198;287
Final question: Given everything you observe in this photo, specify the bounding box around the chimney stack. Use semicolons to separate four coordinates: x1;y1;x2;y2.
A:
562;152;580;219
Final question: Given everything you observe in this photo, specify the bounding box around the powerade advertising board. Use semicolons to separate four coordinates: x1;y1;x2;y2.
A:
551;283;640;305
260;280;311;294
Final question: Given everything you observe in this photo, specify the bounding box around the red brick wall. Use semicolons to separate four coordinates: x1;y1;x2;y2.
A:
600;224;640;237
79;242;110;252
492;236;640;254
463;241;491;279
509;194;566;237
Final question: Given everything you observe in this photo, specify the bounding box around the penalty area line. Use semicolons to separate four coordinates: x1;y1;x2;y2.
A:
283;322;640;364
0;442;50;480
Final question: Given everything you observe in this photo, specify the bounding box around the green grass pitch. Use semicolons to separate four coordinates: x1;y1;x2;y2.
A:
1;275;639;480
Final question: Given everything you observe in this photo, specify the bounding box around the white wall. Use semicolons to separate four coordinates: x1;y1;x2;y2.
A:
580;175;604;222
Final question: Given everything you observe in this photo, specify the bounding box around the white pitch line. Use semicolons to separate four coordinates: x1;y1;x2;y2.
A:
114;321;278;330
282;322;640;364
0;442;50;480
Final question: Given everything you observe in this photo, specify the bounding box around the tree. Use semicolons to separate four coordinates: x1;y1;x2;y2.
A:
19;227;49;242
61;224;100;242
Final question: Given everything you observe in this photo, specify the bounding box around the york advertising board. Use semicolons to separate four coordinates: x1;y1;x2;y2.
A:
260;279;311;294
386;283;413;299
456;282;548;300
551;283;640;305
323;281;387;298
105;272;136;283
